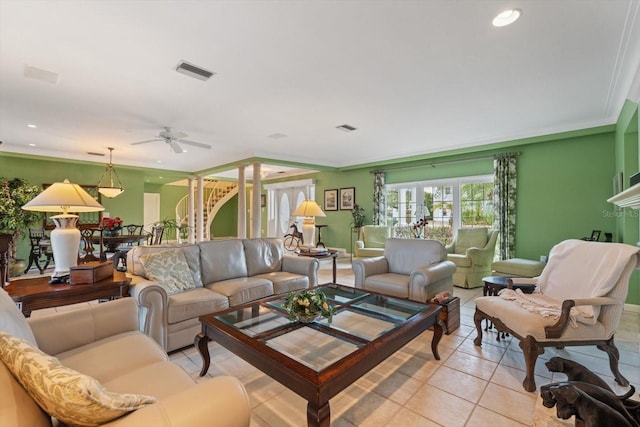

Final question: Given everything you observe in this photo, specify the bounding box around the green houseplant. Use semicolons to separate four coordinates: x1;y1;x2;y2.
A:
0;178;42;270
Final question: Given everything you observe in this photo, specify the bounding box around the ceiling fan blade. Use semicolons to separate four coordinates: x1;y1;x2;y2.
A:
179;139;211;149
131;139;163;145
168;140;184;153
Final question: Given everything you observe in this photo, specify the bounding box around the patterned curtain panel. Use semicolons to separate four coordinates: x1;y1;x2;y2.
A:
372;170;386;225
493;153;519;260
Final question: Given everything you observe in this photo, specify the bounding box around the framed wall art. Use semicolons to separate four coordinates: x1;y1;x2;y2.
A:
339;187;355;210
324;189;338;211
42;184;102;230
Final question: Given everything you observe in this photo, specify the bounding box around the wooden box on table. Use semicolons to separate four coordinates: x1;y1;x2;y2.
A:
69;261;113;284
438;296;460;335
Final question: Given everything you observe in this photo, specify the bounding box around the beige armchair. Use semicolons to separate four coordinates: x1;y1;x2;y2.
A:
352;238;456;303
474;239;640;392
445;227;499;288
354;225;394;258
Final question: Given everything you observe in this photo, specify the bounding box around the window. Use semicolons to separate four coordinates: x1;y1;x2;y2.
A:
384;175;493;244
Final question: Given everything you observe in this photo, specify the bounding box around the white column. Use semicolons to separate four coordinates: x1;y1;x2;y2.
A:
197;176;204;241
237;165;246;238
251;162;262;238
188;177;195;243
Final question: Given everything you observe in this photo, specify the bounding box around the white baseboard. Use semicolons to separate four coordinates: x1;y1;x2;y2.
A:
624;303;640;313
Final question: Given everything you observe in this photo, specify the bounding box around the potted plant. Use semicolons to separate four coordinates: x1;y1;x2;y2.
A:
0;178;42;275
283;289;336;323
351;203;365;228
156;217;192;243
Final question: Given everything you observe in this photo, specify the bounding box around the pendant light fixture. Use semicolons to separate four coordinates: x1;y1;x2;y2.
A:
97;147;124;198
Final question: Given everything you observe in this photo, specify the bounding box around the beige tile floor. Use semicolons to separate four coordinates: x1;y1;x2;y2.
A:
169;258;640;426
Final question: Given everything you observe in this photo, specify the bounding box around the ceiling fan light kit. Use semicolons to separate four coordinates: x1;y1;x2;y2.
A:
97;147;124;198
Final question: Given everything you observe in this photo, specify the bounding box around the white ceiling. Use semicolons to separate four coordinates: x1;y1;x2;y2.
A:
1;0;639;179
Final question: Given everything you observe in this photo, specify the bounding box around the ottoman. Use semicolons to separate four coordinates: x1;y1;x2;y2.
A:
491;258;545;277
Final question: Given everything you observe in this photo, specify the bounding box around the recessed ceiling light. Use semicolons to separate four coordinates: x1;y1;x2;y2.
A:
28;143;36;147
492;9;521;27
27;124;37;128
156;160;163;163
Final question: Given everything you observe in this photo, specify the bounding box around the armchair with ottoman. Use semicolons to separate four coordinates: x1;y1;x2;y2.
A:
352;238;456;303
445;227;499;288
0;289;250;427
354;225;394;258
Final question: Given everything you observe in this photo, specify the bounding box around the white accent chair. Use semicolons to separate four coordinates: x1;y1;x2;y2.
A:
352;238;456;303
474;239;640;392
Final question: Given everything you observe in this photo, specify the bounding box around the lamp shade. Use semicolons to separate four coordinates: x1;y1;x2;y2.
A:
22;179;104;214
292;200;326;218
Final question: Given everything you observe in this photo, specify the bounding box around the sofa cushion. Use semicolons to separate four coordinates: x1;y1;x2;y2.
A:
355;247;385;257
200;239;248;283
363;226;391;248
55;331;168;384
166;288;229;324
139;250;197;296
206;277;273;306
364;273;410;299
0;360;51;427
454;228;488;255
129;244;203;287
0;288;37;346
255;271;309;294
0;332;156;427
244;238;284;276
101;361;195;401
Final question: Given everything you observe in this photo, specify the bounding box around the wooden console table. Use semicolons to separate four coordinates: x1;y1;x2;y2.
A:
4;271;130;317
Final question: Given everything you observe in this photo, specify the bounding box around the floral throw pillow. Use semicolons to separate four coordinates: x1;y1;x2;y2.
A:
139;250;197;295
0;331;156;426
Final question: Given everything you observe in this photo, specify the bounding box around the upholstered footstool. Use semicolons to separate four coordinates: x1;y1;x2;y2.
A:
491;258;545;277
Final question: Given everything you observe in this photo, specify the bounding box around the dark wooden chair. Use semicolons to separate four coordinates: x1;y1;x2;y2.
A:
78;228;105;264
148;226;164;245
24;228;53;274
473;240;640;392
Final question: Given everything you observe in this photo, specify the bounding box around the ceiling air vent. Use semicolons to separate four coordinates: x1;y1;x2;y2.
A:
336;124;357;132
175;61;215;81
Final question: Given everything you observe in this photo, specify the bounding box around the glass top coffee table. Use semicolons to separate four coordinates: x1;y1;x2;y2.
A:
195;284;443;427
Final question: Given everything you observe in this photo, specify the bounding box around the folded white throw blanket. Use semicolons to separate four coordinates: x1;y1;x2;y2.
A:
499;288;590;327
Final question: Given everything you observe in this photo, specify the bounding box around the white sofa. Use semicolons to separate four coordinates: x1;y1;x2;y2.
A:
127;237;319;352
0;291;250;427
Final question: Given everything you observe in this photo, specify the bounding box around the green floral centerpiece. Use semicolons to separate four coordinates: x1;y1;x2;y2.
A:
283;289;337;323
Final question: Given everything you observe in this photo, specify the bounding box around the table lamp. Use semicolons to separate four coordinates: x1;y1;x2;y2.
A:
292;200;326;248
22;179;104;282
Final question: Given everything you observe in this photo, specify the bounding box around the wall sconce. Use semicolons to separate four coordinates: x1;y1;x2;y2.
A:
97;147;124;198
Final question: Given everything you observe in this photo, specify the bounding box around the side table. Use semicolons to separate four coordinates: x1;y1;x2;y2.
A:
4;271;131;317
297;249;339;283
482;275;536;338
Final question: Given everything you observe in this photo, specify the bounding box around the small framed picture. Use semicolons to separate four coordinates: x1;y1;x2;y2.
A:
324;189;338;211
590;230;601;242
339;187;355;210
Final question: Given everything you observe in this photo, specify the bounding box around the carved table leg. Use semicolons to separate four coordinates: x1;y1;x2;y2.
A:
307;400;330;427
195;332;211;377
520;335;544;392
598;337;629;387
473;309;484;346
431;321;443;360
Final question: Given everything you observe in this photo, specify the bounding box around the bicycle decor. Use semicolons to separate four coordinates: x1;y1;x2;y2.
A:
283;223;304;251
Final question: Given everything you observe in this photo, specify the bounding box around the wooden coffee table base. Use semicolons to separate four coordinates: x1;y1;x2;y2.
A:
195;291;442;427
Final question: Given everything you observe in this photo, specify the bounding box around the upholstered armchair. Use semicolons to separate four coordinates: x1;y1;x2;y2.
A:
445;227;499;288
354;225;394;258
352;238;456;303
474;239;640;392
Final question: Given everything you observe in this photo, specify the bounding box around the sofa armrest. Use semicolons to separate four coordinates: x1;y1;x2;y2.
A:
352;257;388;288
28;298;139;356
282;255;320;288
444;242;454;254
409;261;456;301
355;240;365;249
129;277;169;351
108;376;250;427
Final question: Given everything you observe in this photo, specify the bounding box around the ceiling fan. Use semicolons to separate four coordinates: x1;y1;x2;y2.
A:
131;127;211;153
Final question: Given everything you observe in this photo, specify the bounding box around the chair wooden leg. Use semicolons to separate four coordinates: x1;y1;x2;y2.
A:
473;309;484;346
519;335;544;392
597;336;629;387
